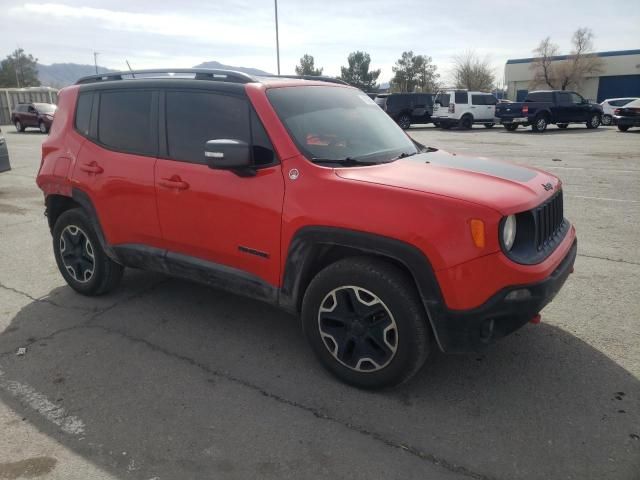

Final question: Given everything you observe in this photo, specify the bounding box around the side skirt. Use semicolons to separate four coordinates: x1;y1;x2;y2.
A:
112;244;278;305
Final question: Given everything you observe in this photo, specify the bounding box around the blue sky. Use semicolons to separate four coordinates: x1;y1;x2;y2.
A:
2;0;639;83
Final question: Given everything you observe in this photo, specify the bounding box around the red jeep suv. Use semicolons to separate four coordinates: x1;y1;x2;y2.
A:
36;69;577;388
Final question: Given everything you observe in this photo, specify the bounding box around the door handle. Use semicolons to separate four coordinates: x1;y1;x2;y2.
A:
159;175;189;190
79;161;103;174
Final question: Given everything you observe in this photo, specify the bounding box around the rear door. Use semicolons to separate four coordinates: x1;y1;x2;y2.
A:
411;94;429;121
154;89;284;286
72;89;163;247
471;94;489;120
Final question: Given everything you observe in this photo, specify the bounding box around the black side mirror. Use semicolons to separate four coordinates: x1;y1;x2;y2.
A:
205;139;254;175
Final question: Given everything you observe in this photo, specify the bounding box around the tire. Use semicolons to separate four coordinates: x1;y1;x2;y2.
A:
557;124;569;129
602;114;612;126
531;114;548;133
397;114;411;130
504;124;518;132
39;121;48;134
586;114;600;129
459;115;473;129
484;123;495;128
433;121;440;128
301;257;431;389
440;123;452;130
52;208;123;296
14;120;24;132
618;125;630;132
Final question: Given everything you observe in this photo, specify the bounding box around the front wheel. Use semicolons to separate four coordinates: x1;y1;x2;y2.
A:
586;114;601;129
14;120;24;132
602;114;612;126
618;125;630;132
39;121;48;134
302;257;431;389
53;208;124;296
397;114;411;130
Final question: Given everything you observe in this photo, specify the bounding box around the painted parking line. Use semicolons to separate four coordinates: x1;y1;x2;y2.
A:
566;195;639;203
0;366;85;435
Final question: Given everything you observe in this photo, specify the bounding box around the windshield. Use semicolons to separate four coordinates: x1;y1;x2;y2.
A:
34;103;57;114
267;86;417;165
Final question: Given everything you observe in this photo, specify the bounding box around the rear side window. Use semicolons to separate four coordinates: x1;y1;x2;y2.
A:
526;92;553;102
556;92;572;104
472;95;484;105
165;91;249;165
611;98;635;106
435;93;450;107
75;92;93;136
454;92;468;104
98;90;153;155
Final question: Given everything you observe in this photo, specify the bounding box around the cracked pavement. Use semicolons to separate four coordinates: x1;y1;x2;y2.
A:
0;125;639;479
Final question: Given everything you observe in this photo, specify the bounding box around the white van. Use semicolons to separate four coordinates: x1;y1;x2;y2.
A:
432;90;498;129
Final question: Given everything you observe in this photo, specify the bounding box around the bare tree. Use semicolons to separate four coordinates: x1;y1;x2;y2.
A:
452;51;495;91
529;28;604;91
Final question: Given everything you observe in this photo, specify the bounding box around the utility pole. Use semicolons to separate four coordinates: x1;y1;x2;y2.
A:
274;0;280;75
93;52;99;74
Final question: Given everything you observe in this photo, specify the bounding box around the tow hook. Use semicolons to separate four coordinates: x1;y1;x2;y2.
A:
529;314;541;325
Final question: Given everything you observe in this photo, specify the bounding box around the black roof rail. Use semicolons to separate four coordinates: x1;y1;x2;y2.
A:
75;68;257;85
267;75;350;85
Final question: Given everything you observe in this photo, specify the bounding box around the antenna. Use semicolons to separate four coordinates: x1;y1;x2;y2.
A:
126;60;135;78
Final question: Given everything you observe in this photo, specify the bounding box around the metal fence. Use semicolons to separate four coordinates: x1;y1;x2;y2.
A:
0;88;59;125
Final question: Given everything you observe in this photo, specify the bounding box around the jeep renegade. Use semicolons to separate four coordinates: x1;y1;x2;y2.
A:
36;69;577;389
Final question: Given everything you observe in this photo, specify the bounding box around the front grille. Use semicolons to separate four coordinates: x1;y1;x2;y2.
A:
534;190;564;251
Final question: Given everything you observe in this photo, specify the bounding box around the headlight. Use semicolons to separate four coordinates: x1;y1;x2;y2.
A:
502;215;517;251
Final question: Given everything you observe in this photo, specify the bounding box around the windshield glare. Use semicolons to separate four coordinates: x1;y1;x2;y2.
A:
267;86;417;165
34;103;57;114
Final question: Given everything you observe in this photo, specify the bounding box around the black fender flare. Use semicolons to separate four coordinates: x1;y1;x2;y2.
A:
279;226;447;348
71;187;120;263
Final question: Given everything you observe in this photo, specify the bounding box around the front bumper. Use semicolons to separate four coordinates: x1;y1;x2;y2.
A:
431;239;577;353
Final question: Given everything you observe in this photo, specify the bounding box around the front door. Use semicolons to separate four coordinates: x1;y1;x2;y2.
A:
154;89;284;286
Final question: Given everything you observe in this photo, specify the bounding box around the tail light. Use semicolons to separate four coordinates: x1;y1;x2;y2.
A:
448;103;455;113
522;104;529;115
614;108;621;115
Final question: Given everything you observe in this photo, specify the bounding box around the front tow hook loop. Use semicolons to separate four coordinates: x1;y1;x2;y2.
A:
529;314;541;325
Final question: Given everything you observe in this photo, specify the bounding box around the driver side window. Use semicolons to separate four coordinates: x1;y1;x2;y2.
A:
570;93;584;105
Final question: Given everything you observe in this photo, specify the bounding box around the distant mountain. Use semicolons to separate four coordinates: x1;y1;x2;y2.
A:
36;61;272;88
192;61;271;76
37;63;117;88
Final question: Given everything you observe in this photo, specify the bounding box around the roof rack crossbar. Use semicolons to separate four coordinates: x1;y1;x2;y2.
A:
75;68;256;85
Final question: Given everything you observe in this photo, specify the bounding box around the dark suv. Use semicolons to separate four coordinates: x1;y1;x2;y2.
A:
11;102;57;133
375;93;434;129
36;69;576;389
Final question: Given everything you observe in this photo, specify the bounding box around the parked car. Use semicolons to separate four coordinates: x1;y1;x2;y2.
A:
495;91;603;132
600;97;638;126
37;68;577;389
612;98;640;131
0;127;10;173
374;93;434;129
11;102;57;133
432;90;498;129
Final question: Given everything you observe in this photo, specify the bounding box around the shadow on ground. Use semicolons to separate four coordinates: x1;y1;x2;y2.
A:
1;271;638;479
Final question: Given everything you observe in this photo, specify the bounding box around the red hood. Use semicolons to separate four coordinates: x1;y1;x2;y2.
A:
334;150;560;215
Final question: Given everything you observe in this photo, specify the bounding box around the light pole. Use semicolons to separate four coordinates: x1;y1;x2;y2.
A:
274;0;280;75
93;52;99;74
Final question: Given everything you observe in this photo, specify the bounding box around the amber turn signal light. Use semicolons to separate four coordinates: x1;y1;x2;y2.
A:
470;219;485;248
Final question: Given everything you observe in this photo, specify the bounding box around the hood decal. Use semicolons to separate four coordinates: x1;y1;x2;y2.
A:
411;152;537;182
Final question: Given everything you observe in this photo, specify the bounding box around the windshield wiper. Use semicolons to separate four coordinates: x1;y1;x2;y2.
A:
311;157;376;166
391;151;419;161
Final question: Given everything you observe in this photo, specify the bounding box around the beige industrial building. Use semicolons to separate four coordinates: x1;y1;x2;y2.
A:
505;49;640;102
0;87;59;125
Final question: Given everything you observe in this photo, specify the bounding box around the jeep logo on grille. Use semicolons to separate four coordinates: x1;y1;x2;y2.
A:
542;182;553;191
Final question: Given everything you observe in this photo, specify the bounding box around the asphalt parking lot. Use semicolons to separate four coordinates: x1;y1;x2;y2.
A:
0;123;638;480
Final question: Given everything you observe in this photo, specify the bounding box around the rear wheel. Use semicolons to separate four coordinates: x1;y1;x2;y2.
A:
557;123;569;129
14;120;24;132
440;123;452;130
397;114;411;130
53;208;123;296
586;114;600;129
504;124;518;131
459;115;473;129
531;114;548;132
302;257;431;389
39;121;48;133
602;114;612;126
618;125;630;132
